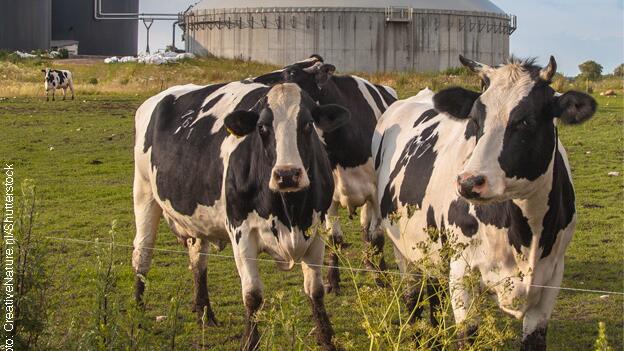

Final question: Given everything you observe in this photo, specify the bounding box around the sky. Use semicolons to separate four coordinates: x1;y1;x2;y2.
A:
139;0;624;75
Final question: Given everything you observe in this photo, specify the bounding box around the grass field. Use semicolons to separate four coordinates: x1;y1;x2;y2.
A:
0;57;622;350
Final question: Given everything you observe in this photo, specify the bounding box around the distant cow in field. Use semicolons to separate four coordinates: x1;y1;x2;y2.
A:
41;68;74;101
373;56;596;350
255;57;398;293
133;81;349;350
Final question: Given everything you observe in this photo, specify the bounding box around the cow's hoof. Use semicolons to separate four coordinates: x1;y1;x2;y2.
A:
457;325;479;350
197;314;219;327
193;304;219;327
373;273;389;288
324;282;341;295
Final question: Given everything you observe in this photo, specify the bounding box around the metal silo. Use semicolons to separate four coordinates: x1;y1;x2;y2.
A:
183;0;515;72
52;0;139;56
0;0;52;51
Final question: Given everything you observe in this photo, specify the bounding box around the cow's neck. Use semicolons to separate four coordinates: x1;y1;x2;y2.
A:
317;80;346;112
508;140;559;276
317;79;374;169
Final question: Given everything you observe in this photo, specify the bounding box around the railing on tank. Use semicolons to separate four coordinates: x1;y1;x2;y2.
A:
508;14;517;34
385;6;413;23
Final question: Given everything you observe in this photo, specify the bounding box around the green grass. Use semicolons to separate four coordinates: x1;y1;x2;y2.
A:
0;58;622;350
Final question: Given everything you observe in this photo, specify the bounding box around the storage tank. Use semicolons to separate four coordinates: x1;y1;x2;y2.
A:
52;0;139;56
183;0;516;72
0;0;52;51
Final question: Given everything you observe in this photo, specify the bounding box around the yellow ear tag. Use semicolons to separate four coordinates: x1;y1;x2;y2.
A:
226;127;242;139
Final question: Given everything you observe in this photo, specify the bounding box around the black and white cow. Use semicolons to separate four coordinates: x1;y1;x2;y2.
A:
256;57;399;293
274;62;397;293
308;64;397;292
373;56;596;350
133;81;349;350
41;68;74;101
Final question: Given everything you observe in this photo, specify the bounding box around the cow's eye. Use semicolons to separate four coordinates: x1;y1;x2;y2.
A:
303;121;313;134
258;124;269;135
516;119;531;129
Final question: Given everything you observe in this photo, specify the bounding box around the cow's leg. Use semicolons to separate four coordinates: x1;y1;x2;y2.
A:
131;172;162;305
233;230;263;351
187;237;218;326
69;82;75;100
390;243;425;323
62;87;67;100
427;278;445;327
303;235;336;351
51;88;55;101
361;200;386;286
324;201;343;294
449;260;478;348
45;89;49;101
520;260;564;351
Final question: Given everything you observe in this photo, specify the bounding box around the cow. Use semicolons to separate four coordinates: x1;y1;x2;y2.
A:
307;64;397;292
132;81;349;350
373;55;596;350
41;68;74;101
254;57;399;293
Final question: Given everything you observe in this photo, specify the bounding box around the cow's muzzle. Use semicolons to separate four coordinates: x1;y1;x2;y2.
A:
457;173;487;200
271;166;308;192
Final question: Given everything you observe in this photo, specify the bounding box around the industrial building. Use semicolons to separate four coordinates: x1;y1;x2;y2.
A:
0;0;138;56
182;0;516;72
0;0;52;52
52;0;139;56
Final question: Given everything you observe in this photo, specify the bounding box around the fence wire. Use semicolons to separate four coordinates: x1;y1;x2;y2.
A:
44;235;624;296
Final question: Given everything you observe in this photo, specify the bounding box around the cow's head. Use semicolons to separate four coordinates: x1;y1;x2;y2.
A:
41;68;54;84
434;55;597;203
252;55;324;101
224;83;350;192
251;55;337;104
280;60;324;101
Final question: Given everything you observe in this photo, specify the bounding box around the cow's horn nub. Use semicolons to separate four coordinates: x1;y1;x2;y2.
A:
459;55;491;73
540;55;557;82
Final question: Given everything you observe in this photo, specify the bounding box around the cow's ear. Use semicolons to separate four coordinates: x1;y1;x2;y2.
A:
554;91;597;125
41;69;46;74
315;64;335;86
253;71;283;85
224;110;259;137
312;104;350;133
433;87;480;119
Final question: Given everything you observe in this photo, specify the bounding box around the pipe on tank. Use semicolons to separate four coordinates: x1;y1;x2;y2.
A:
94;0;178;20
172;21;179;49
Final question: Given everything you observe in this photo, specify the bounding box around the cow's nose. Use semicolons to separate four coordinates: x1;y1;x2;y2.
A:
457;173;487;199
273;167;302;190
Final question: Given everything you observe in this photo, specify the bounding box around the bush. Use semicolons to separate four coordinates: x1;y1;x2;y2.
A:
0;180;52;349
442;66;472;76
58;48;69;59
321;219;515;350
81;220;154;350
578;60;603;81
595;322;613;351
0;49;11;61
551;72;568;92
